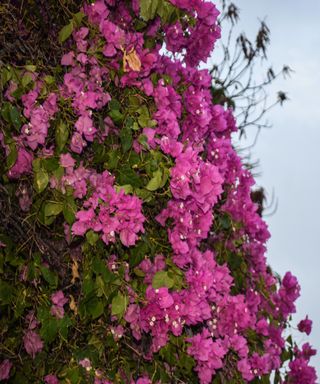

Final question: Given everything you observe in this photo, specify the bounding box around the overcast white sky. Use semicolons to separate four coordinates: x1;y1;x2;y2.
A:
209;0;320;374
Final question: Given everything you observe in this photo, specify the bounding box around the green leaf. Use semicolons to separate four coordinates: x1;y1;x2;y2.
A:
92;258;115;284
6;142;17;170
55;121;69;152
140;0;159;21
0;280;14;304
40;316;59;343
9;106;22;130
44;75;55;85
87;297;105;319
114;184;133;194
129;239;149;267
42;157;60;172
109;99;121;110
21;73;33;88
59;315;72;339
135;188;153;202
95;275;109;298
160;167;170;188
157;0;177;23
63;196;77;225
32;158;41;172
111;293;128;319
86;230;99;245
128;95;141;111
108;109;124;124
34;168;49;193
58;22;74;43
120;127;133;152
145;169;163;191
152;270;174;289
73;11;85;26
104;149;120;170
1;102;11;122
44;202;63;217
117;165;143;187
24;65;37;72
1;67;12;86
39;266;58;288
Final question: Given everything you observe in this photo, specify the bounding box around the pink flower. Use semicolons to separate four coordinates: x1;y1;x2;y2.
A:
135;378;151;384
61;51;75;66
75;114;97;141
50;291;68;319
7;147;33;179
51;291;68;307
287;357;317;384
23;330;43;358
298;316;312;335
155;288;174;309
70;132;87;154
44;374;59;384
79;358;92;370
0;359;12;381
60;153;76;168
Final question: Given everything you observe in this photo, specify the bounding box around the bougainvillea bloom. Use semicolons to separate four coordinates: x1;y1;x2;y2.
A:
0;360;12;381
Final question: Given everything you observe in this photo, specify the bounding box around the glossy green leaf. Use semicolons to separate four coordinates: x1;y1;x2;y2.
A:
24;65;37;72
21;73;33;88
34;168;49;193
108;109;124;124
140;0;159;21
86;230;99;245
58;22;74;43
145;169;163;191
111;292;128;319
1;67;12;86
55;121;69;152
63;196;77;225
152;270;174;289
44;202;63;217
73;11;85;26
44;75;55;85
115;184;133;194
9;106;22;130
6;142;17;170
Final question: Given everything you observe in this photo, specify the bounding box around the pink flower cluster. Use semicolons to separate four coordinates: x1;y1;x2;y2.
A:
21;90;58;150
23;311;43;359
57;156;145;247
50;291;68;319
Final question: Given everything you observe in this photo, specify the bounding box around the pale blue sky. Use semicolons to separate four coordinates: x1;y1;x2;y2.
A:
210;0;320;375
